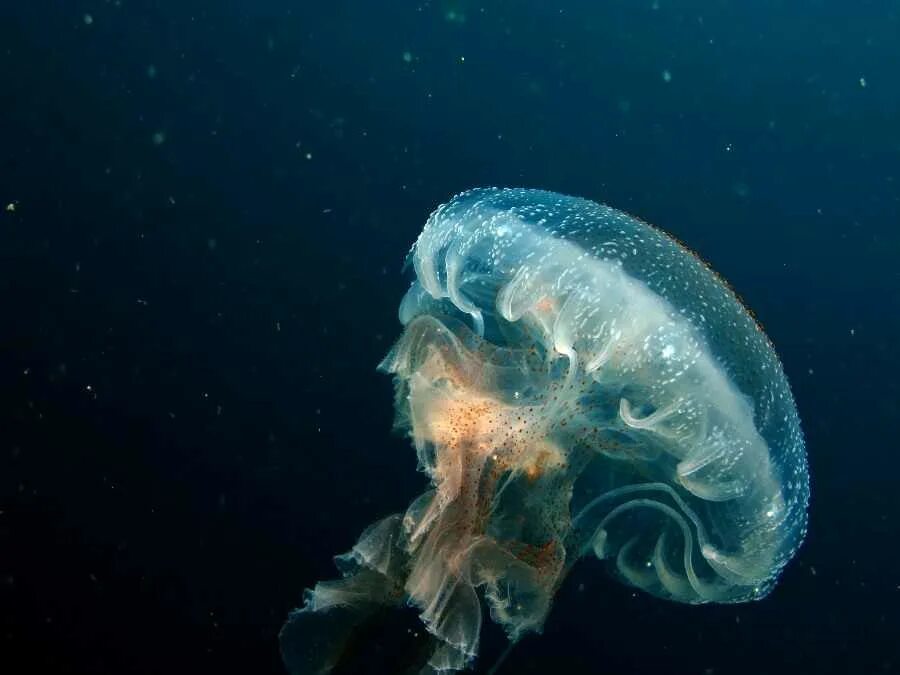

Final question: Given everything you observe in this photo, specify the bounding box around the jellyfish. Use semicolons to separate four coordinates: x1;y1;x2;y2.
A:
280;188;809;674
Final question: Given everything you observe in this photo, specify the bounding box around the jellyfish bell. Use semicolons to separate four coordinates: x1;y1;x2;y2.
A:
280;188;809;673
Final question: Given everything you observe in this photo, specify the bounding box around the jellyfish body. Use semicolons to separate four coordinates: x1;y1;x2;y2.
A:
281;188;809;673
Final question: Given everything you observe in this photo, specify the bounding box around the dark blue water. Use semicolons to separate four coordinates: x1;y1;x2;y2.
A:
1;1;897;674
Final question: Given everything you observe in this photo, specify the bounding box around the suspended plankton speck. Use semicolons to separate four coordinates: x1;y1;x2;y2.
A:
732;181;750;198
445;9;466;24
151;131;166;146
83;13;93;26
661;69;672;83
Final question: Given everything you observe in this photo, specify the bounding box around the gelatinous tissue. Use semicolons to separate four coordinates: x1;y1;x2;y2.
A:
280;188;810;673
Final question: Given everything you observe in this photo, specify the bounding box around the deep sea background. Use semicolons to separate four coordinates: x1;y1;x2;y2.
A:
1;1;899;674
